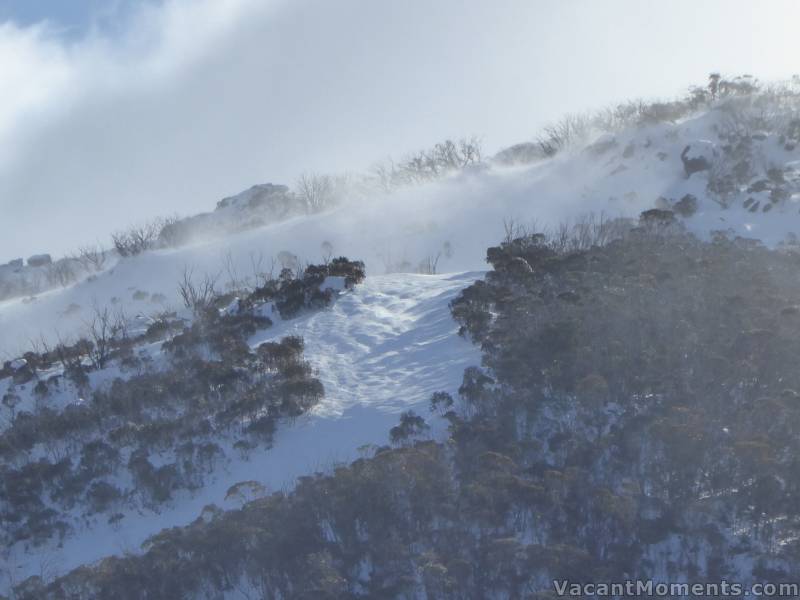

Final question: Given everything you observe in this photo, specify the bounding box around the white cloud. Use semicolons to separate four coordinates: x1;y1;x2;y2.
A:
0;0;798;261
0;22;72;164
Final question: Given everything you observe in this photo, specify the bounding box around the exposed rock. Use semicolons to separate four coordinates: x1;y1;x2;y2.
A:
639;209;676;226
748;179;770;193
158;183;298;249
27;254;52;267
680;142;715;178
215;183;291;212
673;194;698;217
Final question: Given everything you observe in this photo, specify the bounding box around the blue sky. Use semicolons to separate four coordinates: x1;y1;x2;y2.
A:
0;0;153;37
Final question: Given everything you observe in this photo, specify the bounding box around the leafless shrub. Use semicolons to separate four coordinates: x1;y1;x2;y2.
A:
417;252;441;275
155;214;183;248
321;241;334;265
501;214;629;254
112;219;163;257
249;251;275;288
221;251;246;292
45;259;77;288
716;74;760;99
28;334;51;360
370;137;483;190
548;213;629;253
399;137;483;183
75;245;107;273
379;248;413;275
429;137;482;169
295;173;336;213
591;100;648;132
277;251;299;271
178;267;219;313
84;303;127;369
536;114;592;156
51;332;85;373
502;217;533;245
369;159;398;193
716;87;800;137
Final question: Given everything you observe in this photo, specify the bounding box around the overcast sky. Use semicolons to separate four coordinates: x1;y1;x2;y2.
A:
0;0;798;260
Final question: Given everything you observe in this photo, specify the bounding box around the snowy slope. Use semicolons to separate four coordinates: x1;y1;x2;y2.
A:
254;272;481;418
5;94;800;591
2;272;481;589
0;157;601;360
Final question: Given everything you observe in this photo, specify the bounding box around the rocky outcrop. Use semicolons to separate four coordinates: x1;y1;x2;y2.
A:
27;254;53;267
680;143;714;178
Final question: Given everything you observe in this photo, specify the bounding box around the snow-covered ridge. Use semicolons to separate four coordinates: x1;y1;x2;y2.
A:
6;92;800;359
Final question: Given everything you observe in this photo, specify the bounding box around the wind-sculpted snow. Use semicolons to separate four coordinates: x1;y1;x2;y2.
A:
256;272;481;418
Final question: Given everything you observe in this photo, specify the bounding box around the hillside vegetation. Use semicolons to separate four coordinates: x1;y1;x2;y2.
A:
0;259;365;557
17;215;800;598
